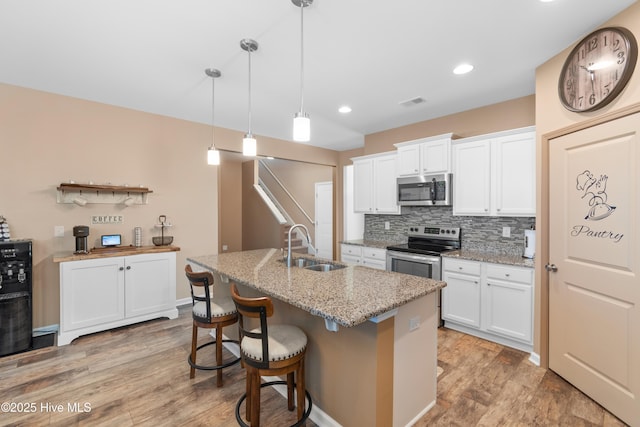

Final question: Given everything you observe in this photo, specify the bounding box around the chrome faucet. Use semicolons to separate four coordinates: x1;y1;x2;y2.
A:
287;223;315;267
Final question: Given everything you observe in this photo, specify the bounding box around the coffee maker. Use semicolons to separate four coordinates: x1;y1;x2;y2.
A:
73;226;90;254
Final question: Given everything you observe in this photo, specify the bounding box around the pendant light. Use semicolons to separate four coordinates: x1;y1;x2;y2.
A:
241;38;258;156
292;0;312;142
205;68;221;165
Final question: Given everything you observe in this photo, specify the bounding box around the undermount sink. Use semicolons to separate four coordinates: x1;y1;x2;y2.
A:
280;257;346;272
304;263;346;272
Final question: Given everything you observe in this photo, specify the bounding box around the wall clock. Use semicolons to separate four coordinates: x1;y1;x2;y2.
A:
558;27;637;112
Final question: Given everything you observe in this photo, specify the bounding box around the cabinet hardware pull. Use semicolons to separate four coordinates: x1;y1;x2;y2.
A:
126;266;131;270
119;267;124;271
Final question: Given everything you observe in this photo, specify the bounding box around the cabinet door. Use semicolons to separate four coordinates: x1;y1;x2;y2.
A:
125;252;176;318
373;154;400;214
452;140;491;215
442;271;481;328
493;131;535;216
353;159;374;213
61;257;125;331
484;278;532;343
396;145;421;177
362;247;387;270
421;138;450;174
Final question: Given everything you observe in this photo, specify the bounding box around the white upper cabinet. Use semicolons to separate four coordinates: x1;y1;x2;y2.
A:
452;127;535;216
352;151;401;215
395;133;453;176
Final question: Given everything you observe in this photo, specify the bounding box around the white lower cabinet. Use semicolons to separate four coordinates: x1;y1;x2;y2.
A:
58;252;178;345
441;259;481;328
442;257;534;352
340;244;387;270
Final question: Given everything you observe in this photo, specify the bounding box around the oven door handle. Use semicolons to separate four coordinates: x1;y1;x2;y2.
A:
386;251;440;264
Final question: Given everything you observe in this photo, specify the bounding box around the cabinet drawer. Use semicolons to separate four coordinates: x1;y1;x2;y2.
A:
443;258;481;275
341;244;363;257
486;264;532;284
362;247;385;260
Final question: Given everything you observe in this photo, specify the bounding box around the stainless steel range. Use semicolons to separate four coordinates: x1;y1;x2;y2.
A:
386;225;461;326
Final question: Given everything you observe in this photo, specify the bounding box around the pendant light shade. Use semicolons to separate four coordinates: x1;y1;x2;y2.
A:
293;112;310;142
241;38;259;156
207;146;220;165
205;68;221;166
292;0;313;142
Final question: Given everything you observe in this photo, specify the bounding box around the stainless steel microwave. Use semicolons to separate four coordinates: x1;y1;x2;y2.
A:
397;173;452;206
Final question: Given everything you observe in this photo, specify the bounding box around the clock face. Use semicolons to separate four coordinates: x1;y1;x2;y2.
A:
559;27;637;112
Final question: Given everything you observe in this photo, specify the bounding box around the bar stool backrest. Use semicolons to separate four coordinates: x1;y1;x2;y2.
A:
185;265;215;322
230;283;274;369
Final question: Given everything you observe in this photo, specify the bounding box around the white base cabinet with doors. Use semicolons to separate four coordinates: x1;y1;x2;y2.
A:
441;257;534;352
56;249;179;345
394;132;453;176
340;243;387;270
352;151;400;215
452;126;535;216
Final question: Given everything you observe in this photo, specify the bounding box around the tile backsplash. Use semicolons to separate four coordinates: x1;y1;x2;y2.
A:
364;206;535;256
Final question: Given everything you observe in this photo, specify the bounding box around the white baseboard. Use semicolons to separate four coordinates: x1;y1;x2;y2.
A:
406;399;436;426
528;352;541;366
211;331;342;427
176;297;191;307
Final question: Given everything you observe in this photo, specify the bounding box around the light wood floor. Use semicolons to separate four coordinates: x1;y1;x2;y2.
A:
1;306;627;426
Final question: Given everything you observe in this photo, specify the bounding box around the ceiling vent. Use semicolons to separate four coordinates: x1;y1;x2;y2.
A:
399;96;426;107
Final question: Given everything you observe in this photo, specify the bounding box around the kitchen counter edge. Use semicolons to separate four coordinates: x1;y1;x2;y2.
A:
442;250;534;268
53;245;181;263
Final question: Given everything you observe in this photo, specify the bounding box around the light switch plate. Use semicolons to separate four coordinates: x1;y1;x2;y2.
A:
54;225;65;237
502;226;511;238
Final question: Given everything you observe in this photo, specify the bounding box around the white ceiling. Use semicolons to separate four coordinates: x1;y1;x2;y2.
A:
0;0;636;151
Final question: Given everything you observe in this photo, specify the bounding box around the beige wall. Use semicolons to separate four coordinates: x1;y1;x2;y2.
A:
218;152;243;253
363;95;535;155
0;83;219;328
0;83;339;330
534;2;640;365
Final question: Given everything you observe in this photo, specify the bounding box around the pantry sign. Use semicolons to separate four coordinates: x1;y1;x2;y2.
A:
568;162;628;268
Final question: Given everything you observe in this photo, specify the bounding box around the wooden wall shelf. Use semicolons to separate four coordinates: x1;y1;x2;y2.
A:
56;183;153;205
57;183;153;194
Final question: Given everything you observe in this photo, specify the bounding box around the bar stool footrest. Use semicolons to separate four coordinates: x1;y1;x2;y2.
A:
235;380;313;427
188;338;241;371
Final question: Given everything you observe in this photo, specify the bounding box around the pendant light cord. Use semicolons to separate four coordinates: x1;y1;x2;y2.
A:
211;73;216;147
247;46;252;135
299;3;305;112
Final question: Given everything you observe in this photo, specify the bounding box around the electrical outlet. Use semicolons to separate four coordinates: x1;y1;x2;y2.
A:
384;221;390;230
54;225;65;237
409;316;420;332
222;245;228;251
502;226;511;238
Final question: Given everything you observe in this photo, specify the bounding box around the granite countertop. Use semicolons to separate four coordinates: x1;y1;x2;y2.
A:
340;239;403;249
442;250;534;269
188;248;445;328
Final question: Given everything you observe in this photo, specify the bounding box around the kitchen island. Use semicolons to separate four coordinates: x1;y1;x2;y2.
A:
188;248;446;427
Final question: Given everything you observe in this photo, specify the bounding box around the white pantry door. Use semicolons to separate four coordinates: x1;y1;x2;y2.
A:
548;112;639;426
314;181;333;259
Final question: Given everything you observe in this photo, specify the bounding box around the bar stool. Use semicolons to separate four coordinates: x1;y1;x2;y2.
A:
230;283;312;427
185;265;241;387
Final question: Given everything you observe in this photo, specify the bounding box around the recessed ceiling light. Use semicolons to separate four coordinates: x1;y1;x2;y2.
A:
338;105;352;114
453;64;474;75
539;0;555;2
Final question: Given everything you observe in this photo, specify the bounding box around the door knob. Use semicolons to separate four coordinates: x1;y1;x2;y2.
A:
545;263;558;272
